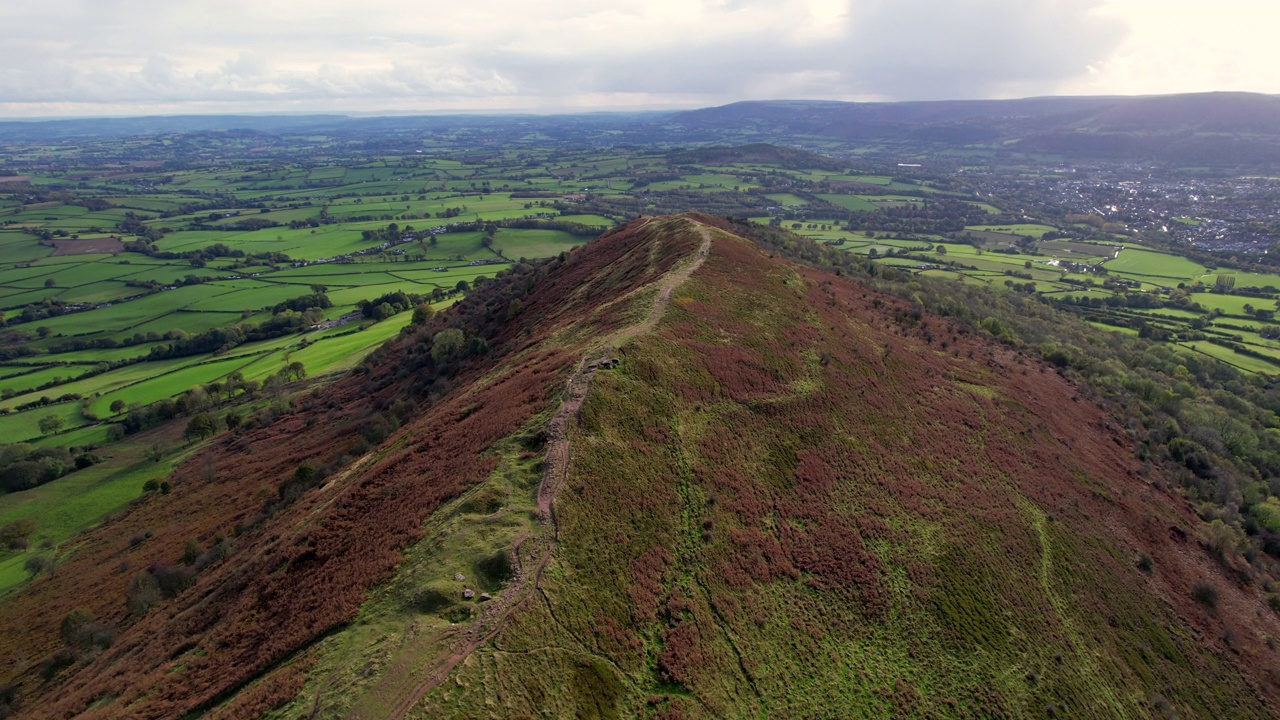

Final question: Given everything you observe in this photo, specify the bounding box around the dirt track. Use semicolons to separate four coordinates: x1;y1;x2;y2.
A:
379;219;713;719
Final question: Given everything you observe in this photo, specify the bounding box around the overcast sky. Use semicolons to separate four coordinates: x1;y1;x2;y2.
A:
0;0;1274;118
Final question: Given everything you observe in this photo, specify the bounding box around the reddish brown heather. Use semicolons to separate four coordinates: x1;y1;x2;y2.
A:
0;217;698;719
5;216;1280;718
415;220;1280;717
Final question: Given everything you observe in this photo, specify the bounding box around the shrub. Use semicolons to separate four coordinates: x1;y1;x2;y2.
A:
182;538;204;565
1193;582;1219;608
474;549;514;589
277;460;324;506
124;562;197;616
193;536;231;571
1136;553;1154;574
443;605;472;624
151;563;196;598
359;418;391;445
431;328;466;363
183;412;218;443
411;587;454;613
23;555;52;578
459;486;505;515
0;519;35;550
126;572;161;616
0;683;19;718
39;649;75;680
60;609;114;654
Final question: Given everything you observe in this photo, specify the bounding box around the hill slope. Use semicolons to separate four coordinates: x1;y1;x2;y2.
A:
369;217;1279;719
2;216;1279;718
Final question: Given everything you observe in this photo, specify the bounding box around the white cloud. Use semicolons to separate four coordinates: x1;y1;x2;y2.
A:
0;0;1269;117
1059;0;1280;97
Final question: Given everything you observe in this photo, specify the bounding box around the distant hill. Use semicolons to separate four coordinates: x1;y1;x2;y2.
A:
3;215;1277;718
668;92;1280;165
671;93;1280;133
4;93;1280;165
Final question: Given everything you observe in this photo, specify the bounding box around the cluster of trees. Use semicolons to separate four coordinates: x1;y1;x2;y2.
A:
156;197;245;220
146;294;330;361
126;535;231;617
117;374;253;436
272;290;332;314
357;290;428;321
0;518;36;550
0;444;100;493
8;391;81;413
115;211;165;243
3;297;68;327
287;217;325;229
497;217;607;237
121;239;290;267
359;222;408;244
840;197;983;235
354;255;557;405
117;361;305;440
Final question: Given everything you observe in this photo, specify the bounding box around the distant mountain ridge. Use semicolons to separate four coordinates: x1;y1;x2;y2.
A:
671;92;1280;132
668;92;1280;164
2;92;1279;165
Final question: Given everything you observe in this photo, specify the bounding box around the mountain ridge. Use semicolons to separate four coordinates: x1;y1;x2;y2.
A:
4;92;1280;167
1;216;1277;718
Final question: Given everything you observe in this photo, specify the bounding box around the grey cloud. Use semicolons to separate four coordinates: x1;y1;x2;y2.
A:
839;0;1129;99
462;0;1127;103
0;0;1129;114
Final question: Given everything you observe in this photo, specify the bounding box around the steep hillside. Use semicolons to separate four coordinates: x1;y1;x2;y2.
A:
348;216;1279;719
0;217;702;718
2;216;1279;718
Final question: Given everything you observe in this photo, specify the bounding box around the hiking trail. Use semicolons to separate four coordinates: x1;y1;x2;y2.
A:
377;219;713;720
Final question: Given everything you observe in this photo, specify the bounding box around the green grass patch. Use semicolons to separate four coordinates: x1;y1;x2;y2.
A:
1104;248;1206;280
817;194;877;212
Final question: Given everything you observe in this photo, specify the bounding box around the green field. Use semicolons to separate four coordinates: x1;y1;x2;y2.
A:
817;194;878;212
874;230;1280;373
966;224;1060;239
0;209;589;446
0;425;197;595
1198;271;1280;290
1104;248;1207;279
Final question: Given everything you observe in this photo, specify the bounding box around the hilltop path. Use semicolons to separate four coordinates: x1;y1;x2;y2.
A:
379;219;713;720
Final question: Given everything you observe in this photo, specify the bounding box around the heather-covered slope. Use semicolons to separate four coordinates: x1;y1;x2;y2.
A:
2;216;1279;719
375;218;1277;718
0;217;701;719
